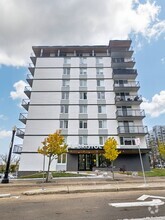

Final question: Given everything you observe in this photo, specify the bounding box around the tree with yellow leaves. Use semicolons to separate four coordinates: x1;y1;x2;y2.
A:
103;137;120;180
158;142;165;161
38;130;67;182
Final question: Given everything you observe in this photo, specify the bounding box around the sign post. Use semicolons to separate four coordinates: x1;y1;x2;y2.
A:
135;138;147;186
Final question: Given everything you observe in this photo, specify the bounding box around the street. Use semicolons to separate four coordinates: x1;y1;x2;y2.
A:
0;190;165;220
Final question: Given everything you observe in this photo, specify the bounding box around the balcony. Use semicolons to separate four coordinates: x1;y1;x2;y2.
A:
111;58;135;69
16;128;25;139
116;109;145;120
26;74;33;87
113;69;137;79
115;95;142;106
24;86;32;98
13;145;22;154
22;99;30;111
114;81;140;92
19;113;27;124
30;56;36;66
110;48;133;58
118;126;148;136
28;64;35;76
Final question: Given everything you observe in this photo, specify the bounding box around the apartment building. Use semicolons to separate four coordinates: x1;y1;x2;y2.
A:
146;125;165;166
14;40;150;175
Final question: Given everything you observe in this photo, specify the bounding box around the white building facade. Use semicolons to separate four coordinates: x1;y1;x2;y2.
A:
15;40;150;175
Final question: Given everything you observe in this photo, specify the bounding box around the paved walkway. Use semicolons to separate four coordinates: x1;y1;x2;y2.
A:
0;172;165;197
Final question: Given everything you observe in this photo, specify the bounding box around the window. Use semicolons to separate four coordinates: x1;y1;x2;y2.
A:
97;92;105;100
98;105;106;113
97;79;104;87
63;68;70;75
80;105;87;113
80;57;87;64
79;136;88;145
99;120;106;128
80;68;87;75
80;80;87;87
99;136;107;145
50;53;55;57
79;120;87;129
112;58;124;63
61;105;69;113
120;137;136;145
64;57;71;64
62;80;70;87
80;92;87;100
58;153;66;163
96;57;103;64
62;92;69;100
96;68;103;75
60;120;68;129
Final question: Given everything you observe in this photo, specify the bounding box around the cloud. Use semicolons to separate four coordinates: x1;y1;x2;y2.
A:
0;130;11;139
0;114;8;120
0;0;165;66
10;80;28;100
161;57;165;64
141;91;165;117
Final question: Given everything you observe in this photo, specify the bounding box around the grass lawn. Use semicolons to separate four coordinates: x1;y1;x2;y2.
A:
139;168;165;177
20;172;86;179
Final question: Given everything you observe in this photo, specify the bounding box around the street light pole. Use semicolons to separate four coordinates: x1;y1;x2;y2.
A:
1;126;17;184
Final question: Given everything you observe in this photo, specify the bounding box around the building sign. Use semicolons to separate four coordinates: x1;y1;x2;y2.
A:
68;145;103;150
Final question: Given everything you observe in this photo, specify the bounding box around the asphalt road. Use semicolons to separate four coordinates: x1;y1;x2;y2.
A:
0;190;165;220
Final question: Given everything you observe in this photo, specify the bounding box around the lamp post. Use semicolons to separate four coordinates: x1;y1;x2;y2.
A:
1;126;17;184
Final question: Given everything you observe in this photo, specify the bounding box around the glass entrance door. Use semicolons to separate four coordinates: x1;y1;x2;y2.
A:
78;154;93;171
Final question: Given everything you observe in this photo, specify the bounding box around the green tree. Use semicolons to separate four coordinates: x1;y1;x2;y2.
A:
158;142;165;161
103;137;121;180
38;130;67;182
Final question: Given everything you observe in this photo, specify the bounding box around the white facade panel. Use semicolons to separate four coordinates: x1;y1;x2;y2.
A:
88;106;98;118
106;105;116;118
107;120;118;134
68;120;79;134
30;92;61;104
34;68;63;79
36;57;63;67
25;120;61;134
88;120;99;134
69;106;79;118
32;80;62;91
104;68;112;78
28;106;61;119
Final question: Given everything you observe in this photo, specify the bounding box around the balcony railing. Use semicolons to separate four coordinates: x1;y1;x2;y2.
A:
114;81;140;91
113;69;137;79
16;128;25;139
19;113;27;124
13;145;22;154
22;99;30;111
117;126;148;135
115;95;142;105
111;58;135;68
116;109;145;120
24;86;32;98
26;74;33;86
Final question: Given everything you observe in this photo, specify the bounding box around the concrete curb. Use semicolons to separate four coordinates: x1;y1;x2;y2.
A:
0;194;11;198
22;185;165;196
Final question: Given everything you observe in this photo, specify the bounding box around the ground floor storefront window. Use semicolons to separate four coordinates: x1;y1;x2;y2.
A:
78;154;111;171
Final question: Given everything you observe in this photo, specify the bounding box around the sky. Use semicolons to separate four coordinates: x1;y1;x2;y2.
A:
0;0;165;155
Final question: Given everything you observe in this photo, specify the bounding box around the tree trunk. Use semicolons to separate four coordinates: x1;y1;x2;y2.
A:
46;156;52;182
111;161;114;180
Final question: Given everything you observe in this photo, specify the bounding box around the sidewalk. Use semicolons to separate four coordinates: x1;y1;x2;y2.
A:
0;172;165;198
